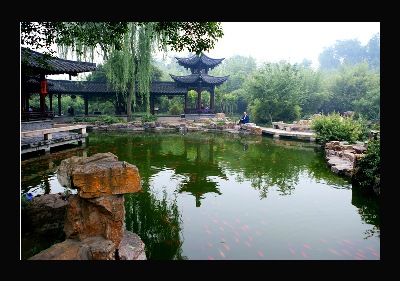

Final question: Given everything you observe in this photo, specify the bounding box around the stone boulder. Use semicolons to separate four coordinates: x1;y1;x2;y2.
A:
22;193;68;237
27;153;146;260
325;141;366;177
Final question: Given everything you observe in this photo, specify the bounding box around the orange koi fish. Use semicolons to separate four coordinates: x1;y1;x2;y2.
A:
355;252;367;259
341;249;352;256
219;249;226;258
328;248;342;256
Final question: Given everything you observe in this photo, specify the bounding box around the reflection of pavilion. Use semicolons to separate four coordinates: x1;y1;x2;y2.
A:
146;135;226;207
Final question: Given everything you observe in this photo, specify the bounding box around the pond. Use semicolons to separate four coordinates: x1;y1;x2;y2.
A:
20;130;380;260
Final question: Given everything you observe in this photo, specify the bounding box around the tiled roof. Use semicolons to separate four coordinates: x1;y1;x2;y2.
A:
21;47;97;76
25;79;188;95
175;53;224;70
149;82;187;94
170;73;230;86
46;79;114;94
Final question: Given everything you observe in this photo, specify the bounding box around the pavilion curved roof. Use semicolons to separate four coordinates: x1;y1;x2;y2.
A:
21;47;97;76
175;53;224;71
170;73;230;86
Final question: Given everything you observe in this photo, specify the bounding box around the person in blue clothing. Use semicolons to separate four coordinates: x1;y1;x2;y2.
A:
238;111;250;127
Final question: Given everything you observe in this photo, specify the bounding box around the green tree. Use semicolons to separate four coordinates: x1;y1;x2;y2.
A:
318;46;340;70
21;22;129;60
86;64;107;82
297;66;328;119
319;62;380;118
318;36;379;71
21;22;223;60
366;33;380;71
210;55;257;114
245;61;303;125
334;39;366;65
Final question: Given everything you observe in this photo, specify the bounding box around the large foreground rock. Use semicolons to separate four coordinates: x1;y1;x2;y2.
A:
27;153;146;260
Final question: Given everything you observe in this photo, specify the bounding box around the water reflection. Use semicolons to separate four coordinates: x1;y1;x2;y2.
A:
21;131;380;260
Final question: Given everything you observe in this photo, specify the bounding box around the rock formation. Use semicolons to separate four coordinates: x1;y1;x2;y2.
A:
27;152;146;260
325;141;366;177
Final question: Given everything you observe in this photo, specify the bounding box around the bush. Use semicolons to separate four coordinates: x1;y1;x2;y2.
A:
141;113;158;123
310;112;365;143
353;138;380;194
72;115;126;124
169;102;183;115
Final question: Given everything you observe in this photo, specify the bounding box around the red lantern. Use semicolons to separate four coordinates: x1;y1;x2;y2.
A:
40;79;48;95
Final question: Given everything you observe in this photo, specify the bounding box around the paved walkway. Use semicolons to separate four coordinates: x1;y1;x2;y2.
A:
259;126;316;141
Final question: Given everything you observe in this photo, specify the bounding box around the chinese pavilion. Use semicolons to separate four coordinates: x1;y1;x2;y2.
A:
168;53;229;114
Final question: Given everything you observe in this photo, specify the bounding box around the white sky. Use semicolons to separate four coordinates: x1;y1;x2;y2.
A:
204;22;380;69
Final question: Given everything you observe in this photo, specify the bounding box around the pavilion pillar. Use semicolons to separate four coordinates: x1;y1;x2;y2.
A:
197;82;202;112
210;89;215;112
49;94;53;111
150;94;154;115
57;93;62;116
184;93;188;113
84;94;89;116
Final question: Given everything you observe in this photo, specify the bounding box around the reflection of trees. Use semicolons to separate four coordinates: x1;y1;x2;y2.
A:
217;136;317;196
21;147;86;194
351;184;380;239
124;186;187;260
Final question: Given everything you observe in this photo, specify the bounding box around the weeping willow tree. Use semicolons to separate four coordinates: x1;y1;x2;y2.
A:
102;23;157;121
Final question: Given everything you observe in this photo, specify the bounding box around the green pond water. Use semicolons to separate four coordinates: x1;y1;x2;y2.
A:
20;130;380;260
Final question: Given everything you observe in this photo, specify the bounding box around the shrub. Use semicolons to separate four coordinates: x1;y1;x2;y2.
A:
353;138;380;194
72;115;125;124
310;112;365;143
169;103;183;115
141;113;158;123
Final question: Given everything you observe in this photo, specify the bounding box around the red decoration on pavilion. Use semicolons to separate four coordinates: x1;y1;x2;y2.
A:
40;79;48;95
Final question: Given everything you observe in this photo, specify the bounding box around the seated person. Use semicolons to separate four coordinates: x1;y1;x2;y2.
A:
238;111;250;125
68;106;74;116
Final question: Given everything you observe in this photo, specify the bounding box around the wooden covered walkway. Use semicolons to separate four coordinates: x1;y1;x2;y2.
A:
21;124;87;155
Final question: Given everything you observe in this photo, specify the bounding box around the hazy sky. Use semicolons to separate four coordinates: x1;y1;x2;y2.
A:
202;22;380;69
